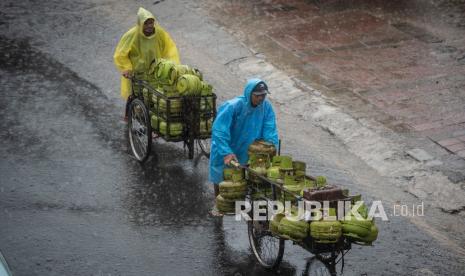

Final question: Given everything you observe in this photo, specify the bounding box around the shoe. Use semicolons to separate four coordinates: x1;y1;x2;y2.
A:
209;205;224;217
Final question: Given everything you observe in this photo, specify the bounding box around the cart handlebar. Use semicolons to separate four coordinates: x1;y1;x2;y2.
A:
229;160;241;168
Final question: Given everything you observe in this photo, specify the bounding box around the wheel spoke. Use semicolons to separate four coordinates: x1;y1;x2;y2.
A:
137;133;147;150
134;127;145;137
130;122;142;152
249;219;283;269
134;141;142;159
135;134;144;156
137;123;148;150
261;236;278;263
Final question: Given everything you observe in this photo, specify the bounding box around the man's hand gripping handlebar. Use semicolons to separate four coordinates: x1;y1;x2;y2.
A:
229;159;240;168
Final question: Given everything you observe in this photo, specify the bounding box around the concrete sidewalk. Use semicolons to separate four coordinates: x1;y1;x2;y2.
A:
199;0;465;182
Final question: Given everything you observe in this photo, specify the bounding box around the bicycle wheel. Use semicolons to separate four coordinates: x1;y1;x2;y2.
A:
248;215;285;270
197;138;211;158
302;257;332;276
128;99;152;162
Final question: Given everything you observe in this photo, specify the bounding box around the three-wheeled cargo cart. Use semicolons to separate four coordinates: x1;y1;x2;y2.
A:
127;77;216;162
230;160;362;276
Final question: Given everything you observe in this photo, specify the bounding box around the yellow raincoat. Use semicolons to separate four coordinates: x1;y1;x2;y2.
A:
114;7;180;100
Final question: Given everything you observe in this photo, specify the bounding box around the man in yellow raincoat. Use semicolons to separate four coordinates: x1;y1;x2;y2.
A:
114;7;180;119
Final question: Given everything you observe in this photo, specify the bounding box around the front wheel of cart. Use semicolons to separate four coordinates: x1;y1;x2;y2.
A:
197;138;211;158
128;99;152;162
248;218;285;270
302;257;333;276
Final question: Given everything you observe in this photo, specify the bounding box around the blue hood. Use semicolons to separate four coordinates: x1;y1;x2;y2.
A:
242;78;263;108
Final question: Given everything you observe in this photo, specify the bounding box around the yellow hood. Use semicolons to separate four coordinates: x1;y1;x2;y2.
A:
137;7;157;38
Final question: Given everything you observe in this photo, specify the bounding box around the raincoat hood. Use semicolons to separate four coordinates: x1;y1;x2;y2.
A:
242;78;265;108
137;7;157;38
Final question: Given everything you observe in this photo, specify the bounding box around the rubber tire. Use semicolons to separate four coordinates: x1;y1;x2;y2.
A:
128;99;152;163
248;217;285;270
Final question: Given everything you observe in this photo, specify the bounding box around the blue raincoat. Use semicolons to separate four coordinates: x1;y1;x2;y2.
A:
209;78;279;184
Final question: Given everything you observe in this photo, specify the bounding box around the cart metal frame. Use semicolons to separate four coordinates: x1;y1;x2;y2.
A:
235;162;355;275
127;77;216;162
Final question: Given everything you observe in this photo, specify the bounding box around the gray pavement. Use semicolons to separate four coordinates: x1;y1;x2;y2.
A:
0;0;465;275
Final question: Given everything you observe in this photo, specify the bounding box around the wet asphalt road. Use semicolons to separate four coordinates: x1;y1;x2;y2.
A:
0;34;232;275
0;34;299;275
1;0;465;275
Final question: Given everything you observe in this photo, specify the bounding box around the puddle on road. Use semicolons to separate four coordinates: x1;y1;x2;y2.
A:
124;142;212;226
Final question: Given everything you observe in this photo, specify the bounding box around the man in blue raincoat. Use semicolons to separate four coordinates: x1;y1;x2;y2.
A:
209;79;279;212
